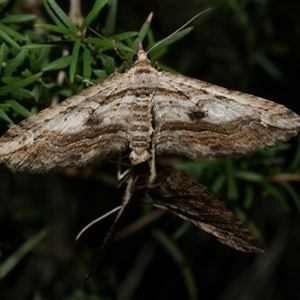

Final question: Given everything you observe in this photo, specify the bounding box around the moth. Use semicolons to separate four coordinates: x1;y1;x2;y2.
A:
0;12;299;282
0;12;299;171
0;39;299;170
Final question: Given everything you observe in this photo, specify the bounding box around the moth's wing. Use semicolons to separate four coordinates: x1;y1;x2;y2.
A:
0;73;133;172
153;72;300;160
148;169;263;253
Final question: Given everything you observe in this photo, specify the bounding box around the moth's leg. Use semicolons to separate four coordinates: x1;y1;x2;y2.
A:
82;175;136;285
116;153;131;188
152;61;159;69
150;143;156;183
76;206;121;241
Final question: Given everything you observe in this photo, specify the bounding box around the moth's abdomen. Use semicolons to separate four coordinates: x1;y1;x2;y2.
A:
129;91;153;165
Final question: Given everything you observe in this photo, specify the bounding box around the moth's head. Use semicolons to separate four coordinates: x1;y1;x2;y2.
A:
133;42;151;67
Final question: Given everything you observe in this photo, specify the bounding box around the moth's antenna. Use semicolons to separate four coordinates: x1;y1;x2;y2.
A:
88;27;134;68
75;206;122;241
88;27;135;54
147;8;212;53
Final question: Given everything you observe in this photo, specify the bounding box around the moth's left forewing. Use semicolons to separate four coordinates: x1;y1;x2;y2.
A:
0;73;133;172
153;72;300;160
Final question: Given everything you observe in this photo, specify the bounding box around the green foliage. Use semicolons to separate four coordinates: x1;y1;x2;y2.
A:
151;229;198;300
0;227;50;279
0;0;192;126
0;0;300;299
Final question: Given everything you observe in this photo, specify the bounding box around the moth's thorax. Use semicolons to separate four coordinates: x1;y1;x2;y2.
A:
131;67;156;88
128;62;158;94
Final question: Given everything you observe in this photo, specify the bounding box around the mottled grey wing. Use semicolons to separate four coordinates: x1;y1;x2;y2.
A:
148;169;262;253
0;73;133;172
153;72;300;160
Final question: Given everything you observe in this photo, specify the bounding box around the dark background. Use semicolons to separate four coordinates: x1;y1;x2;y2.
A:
1;0;300;299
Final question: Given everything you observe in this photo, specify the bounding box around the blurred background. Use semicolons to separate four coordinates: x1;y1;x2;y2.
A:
0;0;300;299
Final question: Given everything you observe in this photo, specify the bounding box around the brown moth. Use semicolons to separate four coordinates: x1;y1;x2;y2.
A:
0;38;299;170
0;12;299;283
0;12;299;171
